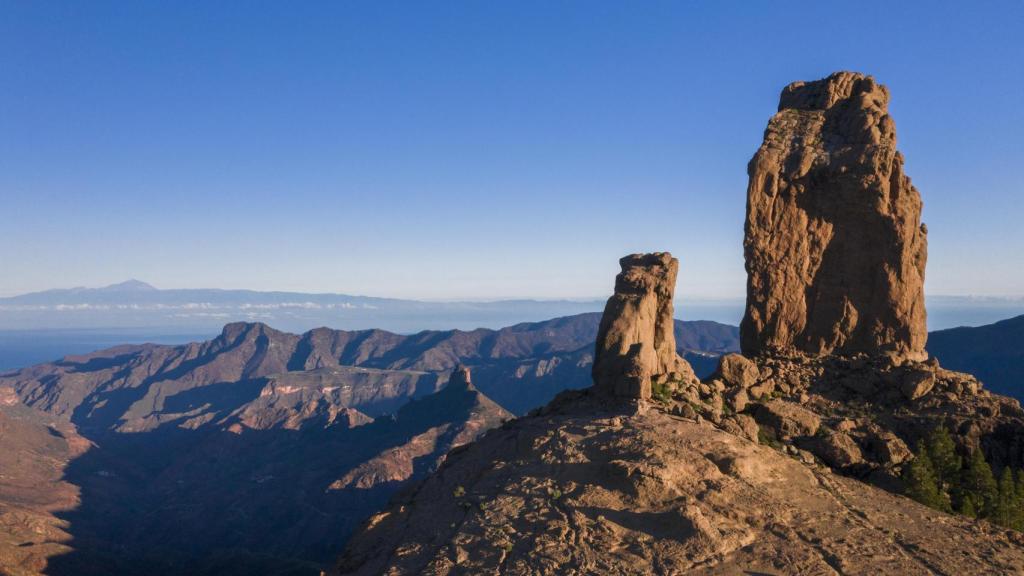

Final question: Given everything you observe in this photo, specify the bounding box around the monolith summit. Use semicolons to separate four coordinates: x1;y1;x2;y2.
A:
741;71;928;360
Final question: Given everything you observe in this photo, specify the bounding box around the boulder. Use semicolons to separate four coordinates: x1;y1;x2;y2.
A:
714;354;760;388
900;370;936;400
740;72;928;362
592;253;697;399
725;388;749;413
748;380;776;401
754;399;821;439
734;414;760;442
866;430;913;466
808;431;864;469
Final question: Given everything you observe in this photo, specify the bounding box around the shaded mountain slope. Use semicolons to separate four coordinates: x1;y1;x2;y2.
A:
0;330;512;575
43;370;510;575
928;314;1024;399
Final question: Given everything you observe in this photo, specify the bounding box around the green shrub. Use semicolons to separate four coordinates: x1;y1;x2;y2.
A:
651;381;672;403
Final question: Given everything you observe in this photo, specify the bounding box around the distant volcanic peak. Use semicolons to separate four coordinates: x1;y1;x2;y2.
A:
592;252;698;400
741;71;927;361
96;279;159;292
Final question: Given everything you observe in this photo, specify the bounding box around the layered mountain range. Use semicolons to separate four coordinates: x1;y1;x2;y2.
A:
0;315;736;574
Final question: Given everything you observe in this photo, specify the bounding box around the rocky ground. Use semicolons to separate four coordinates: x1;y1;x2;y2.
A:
690;353;1024;478
336;391;1024;575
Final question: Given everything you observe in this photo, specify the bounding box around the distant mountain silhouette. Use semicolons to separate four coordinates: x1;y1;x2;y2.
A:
0;281;606;333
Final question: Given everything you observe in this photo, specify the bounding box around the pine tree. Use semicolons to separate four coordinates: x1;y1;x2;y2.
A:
926;426;961;492
994;467;1017;528
959;494;977;518
962;448;998;518
904;441;950;512
1015;469;1024;529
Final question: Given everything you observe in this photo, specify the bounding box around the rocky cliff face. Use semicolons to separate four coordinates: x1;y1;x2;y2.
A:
592;253;697;399
741;71;928;361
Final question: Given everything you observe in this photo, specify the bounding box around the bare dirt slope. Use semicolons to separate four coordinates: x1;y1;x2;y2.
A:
0;396;88;576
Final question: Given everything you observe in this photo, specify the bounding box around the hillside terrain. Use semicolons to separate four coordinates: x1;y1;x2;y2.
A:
0;315;735;574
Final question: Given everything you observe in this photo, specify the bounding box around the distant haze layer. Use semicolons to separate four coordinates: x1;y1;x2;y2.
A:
1;282;1023;373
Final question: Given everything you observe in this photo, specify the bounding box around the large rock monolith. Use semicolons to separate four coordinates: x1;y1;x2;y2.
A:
592;252;697;399
741;71;928;361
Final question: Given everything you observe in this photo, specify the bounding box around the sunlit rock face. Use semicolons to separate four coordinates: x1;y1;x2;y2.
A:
592;252;697;399
741;71;928;361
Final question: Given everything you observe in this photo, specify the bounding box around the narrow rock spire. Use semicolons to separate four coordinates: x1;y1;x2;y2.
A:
448;365;473;390
592;252;697;399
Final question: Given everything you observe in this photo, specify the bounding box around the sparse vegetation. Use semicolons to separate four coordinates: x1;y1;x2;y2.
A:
651;381;672;403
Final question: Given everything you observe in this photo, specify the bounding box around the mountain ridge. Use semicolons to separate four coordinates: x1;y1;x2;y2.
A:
0;314;738;574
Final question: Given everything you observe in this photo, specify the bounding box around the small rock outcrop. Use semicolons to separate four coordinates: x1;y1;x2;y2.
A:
741;71;928;361
591;252;697;399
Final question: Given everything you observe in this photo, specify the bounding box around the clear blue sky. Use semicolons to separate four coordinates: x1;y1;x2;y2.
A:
2;1;1022;300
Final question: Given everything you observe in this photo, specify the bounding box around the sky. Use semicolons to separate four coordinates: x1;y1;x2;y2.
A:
2;1;1022;301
